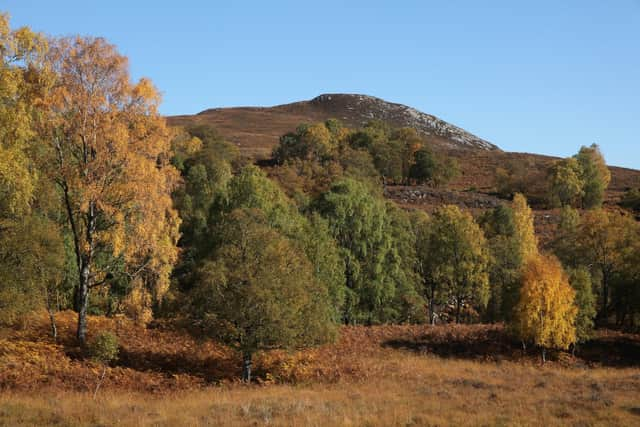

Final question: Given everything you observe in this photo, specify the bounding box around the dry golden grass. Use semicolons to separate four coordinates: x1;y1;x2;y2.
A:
1;311;640;426
2;355;640;426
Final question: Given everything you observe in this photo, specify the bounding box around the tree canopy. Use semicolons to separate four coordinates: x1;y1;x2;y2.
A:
514;254;577;359
36;36;180;341
416;205;490;324
191;208;336;382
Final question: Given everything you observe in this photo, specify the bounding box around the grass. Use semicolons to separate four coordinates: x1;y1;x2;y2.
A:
1;311;639;426
2;357;640;426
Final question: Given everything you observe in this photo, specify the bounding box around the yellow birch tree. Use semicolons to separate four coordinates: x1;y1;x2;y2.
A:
514;254;577;362
38;36;180;343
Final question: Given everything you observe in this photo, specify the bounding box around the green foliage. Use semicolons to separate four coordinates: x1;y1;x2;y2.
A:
270;120;381;197
300;214;347;322
315;178;393;323
88;331;119;364
385;204;426;323
611;239;640;329
354;125;421;184
171;128;242;290
567;267;596;343
547;158;584;208
0;215;65;325
546;144;610;209
553;208;639;323
185;124;244;170
273;120;458;189
620;188;640;213
315;178;421;323
479;204;515;239
511;193;538;262
273;121;343;164
416;205;490;323
191;208;336;359
479;195;538;323
408;147;459;187
408;147;437;184
552;206;582;268
172;126;238;238
193;165;347;320
574;144;610;209
479;205;520;322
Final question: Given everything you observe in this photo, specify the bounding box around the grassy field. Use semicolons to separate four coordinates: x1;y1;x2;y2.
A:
1;312;639;426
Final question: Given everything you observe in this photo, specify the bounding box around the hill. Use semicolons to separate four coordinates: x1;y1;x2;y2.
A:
168;94;640;198
168;93;498;158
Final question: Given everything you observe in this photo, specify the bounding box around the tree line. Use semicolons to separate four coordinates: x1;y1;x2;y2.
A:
1;15;639;379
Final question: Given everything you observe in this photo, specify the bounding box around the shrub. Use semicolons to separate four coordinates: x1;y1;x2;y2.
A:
88;331;119;364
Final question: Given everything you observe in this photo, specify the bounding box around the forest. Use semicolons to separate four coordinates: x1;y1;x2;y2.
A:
1;13;640;426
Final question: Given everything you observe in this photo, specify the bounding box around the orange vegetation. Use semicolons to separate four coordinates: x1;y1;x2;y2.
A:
1;311;640;425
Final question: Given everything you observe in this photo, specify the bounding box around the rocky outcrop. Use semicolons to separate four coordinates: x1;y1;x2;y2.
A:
310;94;498;151
385;186;501;210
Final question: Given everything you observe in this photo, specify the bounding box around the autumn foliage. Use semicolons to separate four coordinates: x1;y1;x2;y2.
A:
514;254;577;352
3;14;640;418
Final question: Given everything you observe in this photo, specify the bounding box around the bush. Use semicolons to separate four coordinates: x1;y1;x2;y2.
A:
620;188;640;213
88;331;119;364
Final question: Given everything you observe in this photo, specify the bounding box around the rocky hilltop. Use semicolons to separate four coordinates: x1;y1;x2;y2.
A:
168;94;640;196
169;93;498;158
307;94;497;151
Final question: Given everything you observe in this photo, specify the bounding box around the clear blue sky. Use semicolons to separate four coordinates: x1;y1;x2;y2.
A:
5;1;640;168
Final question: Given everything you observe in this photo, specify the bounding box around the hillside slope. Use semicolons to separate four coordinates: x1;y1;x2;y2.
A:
168;93;498;158
168;94;640;196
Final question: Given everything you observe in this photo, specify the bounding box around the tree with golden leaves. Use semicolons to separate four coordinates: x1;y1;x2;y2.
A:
38;37;180;343
514;254;577;362
512;193;538;262
480;194;539;323
483;193;540;321
0;13;48;219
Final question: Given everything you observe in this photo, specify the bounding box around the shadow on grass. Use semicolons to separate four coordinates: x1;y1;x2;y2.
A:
578;333;640;367
382;325;640;367
382;325;523;362
115;347;240;383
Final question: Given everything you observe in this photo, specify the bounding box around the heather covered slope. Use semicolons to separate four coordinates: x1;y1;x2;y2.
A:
168;94;640;198
168;93;498;160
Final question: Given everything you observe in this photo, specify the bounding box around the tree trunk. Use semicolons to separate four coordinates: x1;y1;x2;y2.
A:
76;201;96;345
600;268;610;324
618;310;627;329
242;352;252;383
541;348;546;364
93;364;107;399
429;298;435;325
455;297;462;324
44;286;58;340
76;261;90;344
429;284;436;325
48;308;57;340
